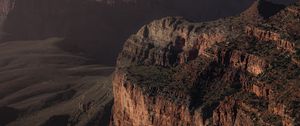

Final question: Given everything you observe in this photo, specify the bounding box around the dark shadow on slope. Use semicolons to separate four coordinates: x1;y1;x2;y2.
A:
41;115;70;126
42;90;77;109
86;100;114;126
0;106;20;126
189;60;244;121
258;0;286;18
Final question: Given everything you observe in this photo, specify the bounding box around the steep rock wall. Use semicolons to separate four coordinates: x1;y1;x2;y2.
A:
210;47;268;76
117;17;230;67
111;1;300;126
245;26;295;52
111;70;205;126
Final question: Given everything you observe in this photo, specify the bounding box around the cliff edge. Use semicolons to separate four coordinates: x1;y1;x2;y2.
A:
111;0;300;126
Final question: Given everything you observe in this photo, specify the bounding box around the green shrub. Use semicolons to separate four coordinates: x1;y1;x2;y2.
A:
281;33;290;40
263;114;282;125
296;48;300;57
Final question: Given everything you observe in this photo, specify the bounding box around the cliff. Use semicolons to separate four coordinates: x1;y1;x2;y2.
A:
111;0;300;126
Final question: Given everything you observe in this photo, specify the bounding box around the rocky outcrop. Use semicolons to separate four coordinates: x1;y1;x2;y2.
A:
209;47;268;76
212;98;238;126
213;98;255;126
117;17;230;67
111;1;300;126
245;26;295;53
111;70;205;126
251;82;272;98
112;16;253;125
268;103;295;126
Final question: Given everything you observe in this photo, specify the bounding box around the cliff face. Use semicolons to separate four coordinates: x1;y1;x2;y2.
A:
245;26;295;52
111;0;300;126
112;70;204;126
117;17;231;67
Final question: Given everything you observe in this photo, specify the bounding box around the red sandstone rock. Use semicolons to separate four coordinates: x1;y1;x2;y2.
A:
245;26;295;53
111;1;300;126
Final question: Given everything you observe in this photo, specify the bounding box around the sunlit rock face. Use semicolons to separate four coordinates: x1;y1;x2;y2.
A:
111;1;300;126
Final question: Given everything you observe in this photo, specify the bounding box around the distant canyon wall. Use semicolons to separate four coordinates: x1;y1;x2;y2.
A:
0;0;254;65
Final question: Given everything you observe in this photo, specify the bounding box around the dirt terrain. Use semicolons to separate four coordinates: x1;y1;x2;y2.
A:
0;38;114;126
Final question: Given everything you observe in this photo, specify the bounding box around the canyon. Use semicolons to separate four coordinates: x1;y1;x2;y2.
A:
0;0;299;126
0;0;261;125
0;0;254;65
111;0;300;126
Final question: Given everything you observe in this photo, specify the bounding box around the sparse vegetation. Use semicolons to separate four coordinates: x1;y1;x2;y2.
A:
128;65;174;86
281;32;291;39
259;23;279;31
262;114;282;126
236;92;268;111
296;48;300;57
296;40;300;48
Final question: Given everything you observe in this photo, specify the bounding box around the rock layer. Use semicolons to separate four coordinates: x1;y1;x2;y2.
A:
111;1;300;126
